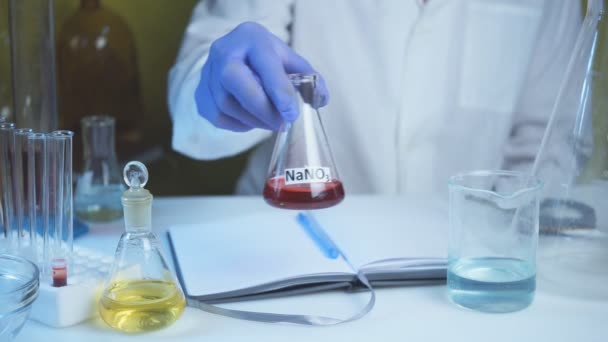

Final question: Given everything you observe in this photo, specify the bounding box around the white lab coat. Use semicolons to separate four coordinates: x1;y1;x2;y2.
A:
168;0;580;195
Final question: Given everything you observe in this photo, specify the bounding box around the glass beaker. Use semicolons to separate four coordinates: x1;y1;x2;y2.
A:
99;161;185;333
75;115;123;222
448;170;542;313
263;73;345;210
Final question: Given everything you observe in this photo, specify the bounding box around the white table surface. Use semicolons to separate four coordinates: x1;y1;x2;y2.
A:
17;196;608;342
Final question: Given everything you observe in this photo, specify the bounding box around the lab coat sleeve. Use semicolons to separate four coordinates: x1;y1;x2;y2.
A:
167;0;294;160
502;1;582;177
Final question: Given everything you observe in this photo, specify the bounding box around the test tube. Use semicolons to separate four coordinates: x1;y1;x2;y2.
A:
0;122;16;253
46;130;74;286
12;128;34;258
28;133;47;265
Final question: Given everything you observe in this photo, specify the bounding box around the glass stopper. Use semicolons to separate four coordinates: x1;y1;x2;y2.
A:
123;161;148;189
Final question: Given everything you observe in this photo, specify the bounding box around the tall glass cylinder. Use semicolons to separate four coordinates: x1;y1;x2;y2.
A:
45;130;73;284
0;122;15;253
534;0;608;300
0;0;12;122
8;0;58;131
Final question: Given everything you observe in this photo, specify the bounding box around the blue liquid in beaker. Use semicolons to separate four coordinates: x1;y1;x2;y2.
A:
448;257;535;313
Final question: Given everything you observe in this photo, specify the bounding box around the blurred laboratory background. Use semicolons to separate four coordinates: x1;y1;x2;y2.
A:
0;0;606;196
0;0;249;196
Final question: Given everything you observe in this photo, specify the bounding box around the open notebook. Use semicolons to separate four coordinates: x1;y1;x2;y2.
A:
168;197;448;303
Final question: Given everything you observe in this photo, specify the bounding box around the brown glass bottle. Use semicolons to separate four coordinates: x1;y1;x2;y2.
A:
57;0;143;172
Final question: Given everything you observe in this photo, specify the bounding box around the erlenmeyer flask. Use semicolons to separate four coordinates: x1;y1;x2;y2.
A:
75;116;124;222
99;161;185;333
533;0;608;299
263;74;345;210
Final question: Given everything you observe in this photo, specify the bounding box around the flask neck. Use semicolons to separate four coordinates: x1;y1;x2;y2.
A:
290;74;323;130
125;224;151;234
122;188;153;233
290;74;322;108
82;117;117;160
81;0;100;10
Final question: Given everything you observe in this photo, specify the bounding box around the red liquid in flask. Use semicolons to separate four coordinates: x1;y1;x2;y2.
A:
263;177;345;210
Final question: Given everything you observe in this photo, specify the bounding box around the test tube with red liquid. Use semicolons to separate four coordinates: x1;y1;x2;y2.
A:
52;258;67;287
45;131;74;286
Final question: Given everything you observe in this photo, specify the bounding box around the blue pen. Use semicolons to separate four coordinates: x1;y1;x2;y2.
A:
296;211;340;259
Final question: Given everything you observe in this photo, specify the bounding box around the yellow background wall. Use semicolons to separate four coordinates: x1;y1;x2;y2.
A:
0;0;249;195
52;0;250;195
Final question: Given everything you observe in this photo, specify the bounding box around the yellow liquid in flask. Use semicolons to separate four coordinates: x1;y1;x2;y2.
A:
99;279;186;333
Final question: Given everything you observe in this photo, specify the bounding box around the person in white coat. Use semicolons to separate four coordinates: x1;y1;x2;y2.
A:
168;0;581;195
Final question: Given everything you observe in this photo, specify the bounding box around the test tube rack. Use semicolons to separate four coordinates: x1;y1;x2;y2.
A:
30;245;113;327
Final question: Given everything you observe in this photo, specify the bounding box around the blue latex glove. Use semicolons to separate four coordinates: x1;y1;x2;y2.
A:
195;22;329;132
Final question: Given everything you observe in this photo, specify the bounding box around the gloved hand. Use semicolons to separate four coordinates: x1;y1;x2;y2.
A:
195;21;329;132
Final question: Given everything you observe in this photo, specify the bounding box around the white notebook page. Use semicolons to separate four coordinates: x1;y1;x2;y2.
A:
314;196;448;269
169;211;353;297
